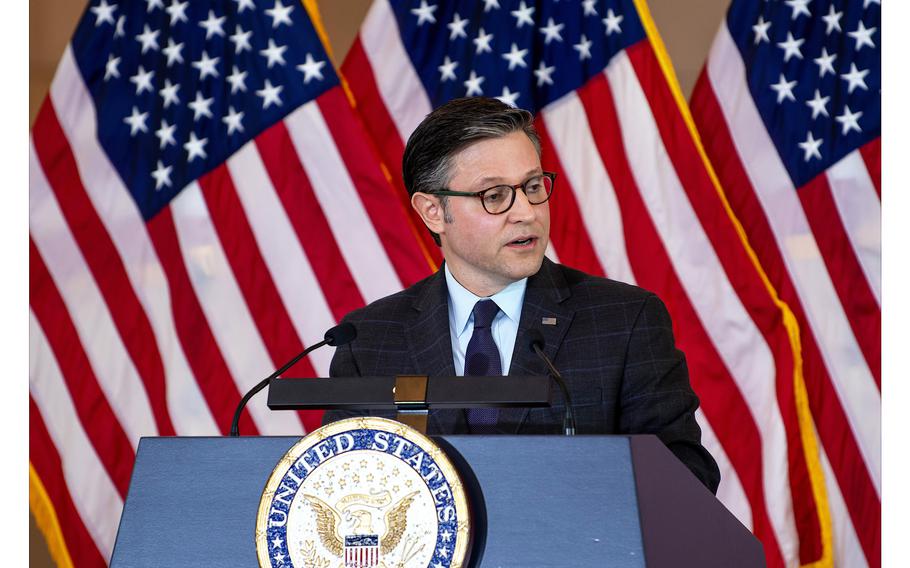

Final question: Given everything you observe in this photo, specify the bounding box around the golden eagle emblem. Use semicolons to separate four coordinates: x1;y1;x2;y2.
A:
303;490;420;560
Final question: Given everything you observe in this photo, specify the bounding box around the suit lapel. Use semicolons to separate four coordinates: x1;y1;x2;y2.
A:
499;259;574;433
405;268;465;433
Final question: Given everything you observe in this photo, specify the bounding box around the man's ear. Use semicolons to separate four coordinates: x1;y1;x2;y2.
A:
411;193;446;236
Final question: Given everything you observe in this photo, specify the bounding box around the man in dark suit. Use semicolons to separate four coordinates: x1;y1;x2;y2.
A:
324;97;720;494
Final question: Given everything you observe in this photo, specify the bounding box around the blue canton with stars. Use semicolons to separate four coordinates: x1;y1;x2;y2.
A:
390;0;645;115
71;0;338;221
727;0;880;188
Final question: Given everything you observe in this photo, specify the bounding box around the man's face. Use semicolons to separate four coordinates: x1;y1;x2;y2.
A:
435;131;551;296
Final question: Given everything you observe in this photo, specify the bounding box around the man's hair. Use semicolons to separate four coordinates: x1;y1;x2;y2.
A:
402;97;541;245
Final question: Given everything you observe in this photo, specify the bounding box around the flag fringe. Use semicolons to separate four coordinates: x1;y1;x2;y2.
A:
301;0;335;63
30;463;76;568
631;0;834;565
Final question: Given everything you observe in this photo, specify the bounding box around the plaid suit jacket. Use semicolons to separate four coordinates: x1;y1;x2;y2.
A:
325;258;720;493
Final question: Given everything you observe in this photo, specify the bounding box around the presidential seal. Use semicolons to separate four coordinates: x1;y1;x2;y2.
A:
256;417;471;568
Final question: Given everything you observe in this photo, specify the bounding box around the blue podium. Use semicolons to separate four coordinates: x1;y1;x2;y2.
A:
109;435;764;567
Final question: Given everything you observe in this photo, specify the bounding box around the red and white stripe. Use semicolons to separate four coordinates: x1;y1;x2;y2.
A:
341;2;828;566
344;544;379;567
30;40;432;567
691;21;880;568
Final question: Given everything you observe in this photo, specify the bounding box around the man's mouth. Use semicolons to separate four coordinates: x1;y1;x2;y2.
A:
507;236;536;247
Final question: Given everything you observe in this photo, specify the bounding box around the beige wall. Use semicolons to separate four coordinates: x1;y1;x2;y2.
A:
28;0;729;564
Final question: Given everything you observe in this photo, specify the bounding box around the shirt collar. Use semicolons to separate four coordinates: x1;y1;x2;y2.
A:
444;263;527;338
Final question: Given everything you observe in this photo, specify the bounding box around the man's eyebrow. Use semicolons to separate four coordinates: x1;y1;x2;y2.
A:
476;168;544;185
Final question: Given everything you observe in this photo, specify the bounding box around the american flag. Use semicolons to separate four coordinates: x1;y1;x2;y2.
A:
342;0;836;566
691;0;881;566
29;0;433;565
344;534;380;568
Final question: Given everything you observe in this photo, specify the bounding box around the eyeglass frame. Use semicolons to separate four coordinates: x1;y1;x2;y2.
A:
425;171;557;215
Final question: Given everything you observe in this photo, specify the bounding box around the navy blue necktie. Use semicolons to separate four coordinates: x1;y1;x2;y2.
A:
465;299;502;433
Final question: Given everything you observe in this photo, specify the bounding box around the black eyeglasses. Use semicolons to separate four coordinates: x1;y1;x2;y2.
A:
429;172;556;215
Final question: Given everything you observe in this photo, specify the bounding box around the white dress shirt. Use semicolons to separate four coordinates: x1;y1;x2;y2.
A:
444;264;528;376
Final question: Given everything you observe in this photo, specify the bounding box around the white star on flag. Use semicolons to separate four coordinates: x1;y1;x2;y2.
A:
159;79;180;108
151;160;172;190
163;38;184;66
847;21;877;51
91;0;117;26
199;9;226;39
574;34;593;60
184;132;208;162
233;0;255;13
770;73;797;103
297;53;326;84
256;79;284;108
104;54;121;80
777;32;804;62
228;65;248;93
260;39;288;68
438;56;458;81
464;70;485;96
473;28;494;54
813;48;836;78
230;24;252;53
483;0;499;12
123;106;148;136
603;9;623;35
835;105;863;135
798;131;823;161
784;0;811;20
534;61;555;86
496;86;519;107
822;5;842;34
752;15;771;45
114;15;126;37
502;43;528;70
805;89;830;119
582;0;598;17
136;24;160;54
146;0;164;12
166;0;189;25
447;13;469;40
192;51;220;80
223;106;245;135
411;1;437;26
155;119;176;148
540;18;565;44
129;66;155;95
265;0;294;28
511;2;535;28
188;92;214;121
841;63;869;94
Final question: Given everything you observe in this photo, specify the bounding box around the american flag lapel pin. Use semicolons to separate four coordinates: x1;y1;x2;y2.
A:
542;317;557;326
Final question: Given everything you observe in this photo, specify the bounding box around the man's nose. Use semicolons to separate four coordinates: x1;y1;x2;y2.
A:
508;188;536;221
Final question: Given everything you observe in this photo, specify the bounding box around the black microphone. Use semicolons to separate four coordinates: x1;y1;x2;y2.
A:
527;329;576;436
229;322;357;436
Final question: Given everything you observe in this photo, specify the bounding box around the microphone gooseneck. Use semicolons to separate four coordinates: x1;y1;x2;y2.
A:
229;322;357;436
527;329;577;436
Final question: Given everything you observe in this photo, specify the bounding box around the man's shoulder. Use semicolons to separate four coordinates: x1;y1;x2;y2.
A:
544;260;655;305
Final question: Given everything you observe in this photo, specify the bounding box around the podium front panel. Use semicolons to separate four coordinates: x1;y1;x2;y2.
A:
111;436;650;567
111;437;294;567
